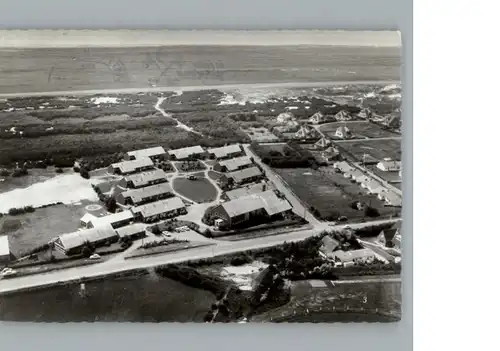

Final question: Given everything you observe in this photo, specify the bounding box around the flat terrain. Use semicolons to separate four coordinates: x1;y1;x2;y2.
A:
319;121;397;139
172;176;218;203
335;138;402;162
0;202;91;256
251;279;401;322
0;46;400;94
274;167;396;220
0;270;215;322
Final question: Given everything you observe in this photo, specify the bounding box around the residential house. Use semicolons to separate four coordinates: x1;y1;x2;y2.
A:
115;223;147;241
276;112;295;124
335;125;352;139
314;137;332;150
213;156;253;173
53;224;119;256
321;146;340;161
358;108;373;119
378;191;402;207
318;236;341;258
168;145;207;160
294;125;319;139
207;144;243;160
384;114;401;128
377;159;402;172
116;183;174;206
80;210;135;229
0;235;11;265
362;180;385;194
118;169;168;189
224;166;263;185
131;197;187;223
308;111;335;124
206;190;292;229
330;249;376;267
124;146;167;162
108;158;154;175
344;169;364;180
334;110;352;121
377;222;401;249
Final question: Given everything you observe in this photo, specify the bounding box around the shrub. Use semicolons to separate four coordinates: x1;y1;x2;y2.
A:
364;206;380;218
55;168;64;173
80;168;90;179
150;225;161;235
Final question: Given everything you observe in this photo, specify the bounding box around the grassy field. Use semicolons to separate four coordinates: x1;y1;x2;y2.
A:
0;202;92;256
254;143;298;157
274;167;397;220
251;279;401;322
172;176;218;203
320;121;397;139
0;271;216;322
336;138;401;162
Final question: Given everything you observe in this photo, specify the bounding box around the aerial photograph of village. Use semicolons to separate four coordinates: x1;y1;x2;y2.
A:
0;30;402;323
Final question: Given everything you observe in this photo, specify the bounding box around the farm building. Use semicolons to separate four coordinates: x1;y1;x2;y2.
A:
131;197;187;223
334;110;352;121
80;210;134;229
207;144;243;160
168;145;206;160
118;169;168;189
314;137;332;149
124;146;167;161
108;158;154;175
115;223;147;241
0;235;11;265
335;125;352;139
53;224;119;256
207;190;292;229
377;160;402;172
213;156;253;172
116;183;174;206
224;182;268;200
224;166;263;185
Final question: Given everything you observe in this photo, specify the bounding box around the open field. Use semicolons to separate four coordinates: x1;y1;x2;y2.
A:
335;138;401;162
0;202;92;256
0;46;400;94
319;121;398;139
0;270;216;322
172;176;218;203
274;167;398;220
0;167;66;194
251;279;401;322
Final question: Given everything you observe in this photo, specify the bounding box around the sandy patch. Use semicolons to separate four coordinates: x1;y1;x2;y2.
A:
91;96;119;105
221;261;269;291
0;174;98;213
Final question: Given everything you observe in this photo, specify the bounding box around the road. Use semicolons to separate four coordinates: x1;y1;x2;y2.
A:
0;80;400;98
0;218;398;294
243;144;320;225
332;136;402;143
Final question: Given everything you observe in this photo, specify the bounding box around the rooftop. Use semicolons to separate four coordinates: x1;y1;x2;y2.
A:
57;224;117;250
320;235;341;254
121;183;173;203
221;189;291;218
126;146;166;159
115;223;147;238
225;183;267;200
207;144;242;159
132;197;185;218
111;158;154;173
123;169;168;187
168;145;205;159
334;161;354;172
217;156;253;172
227;166;262;183
91;210;134;227
0;235;10;257
332;248;374;262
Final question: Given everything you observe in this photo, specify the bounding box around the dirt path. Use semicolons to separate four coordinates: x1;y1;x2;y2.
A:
154;96;203;136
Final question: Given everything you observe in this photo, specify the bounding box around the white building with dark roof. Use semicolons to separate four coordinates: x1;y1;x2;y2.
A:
168;145;206;160
108;158;154;175
124;146;167;161
207;144;243;160
131;197;187;223
206;190;292;228
118;169;168;189
53;224;119;255
377;160;402;172
213;156;253;172
116;183;174;206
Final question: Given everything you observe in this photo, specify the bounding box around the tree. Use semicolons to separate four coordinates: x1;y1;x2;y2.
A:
56;168;64;173
105;197;117;213
81;245;92;258
80;168;90;179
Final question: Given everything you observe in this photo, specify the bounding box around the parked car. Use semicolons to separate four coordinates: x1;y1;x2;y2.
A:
187;175;197;180
89;254;101;260
1;267;17;278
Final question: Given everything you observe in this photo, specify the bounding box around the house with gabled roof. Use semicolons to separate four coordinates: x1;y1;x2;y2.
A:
358;108;373;119
335;125;352;139
314;137;332;150
108;158;154;175
207;144;243;160
124;146;167;161
168;145;207;160
53;224;119;256
118;169;168;189
131;197;187;223
294;125;318;139
213;156;253;173
377;159;402;172
116;183;174;206
335;110;352;121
